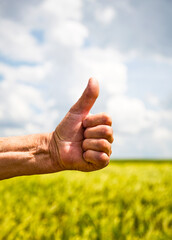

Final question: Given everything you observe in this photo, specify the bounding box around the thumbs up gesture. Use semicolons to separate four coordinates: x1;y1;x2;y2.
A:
50;78;114;172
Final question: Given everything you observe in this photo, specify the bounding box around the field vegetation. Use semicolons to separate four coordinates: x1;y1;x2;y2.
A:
0;161;172;240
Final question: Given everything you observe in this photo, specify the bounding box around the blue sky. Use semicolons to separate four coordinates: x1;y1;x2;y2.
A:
0;0;171;158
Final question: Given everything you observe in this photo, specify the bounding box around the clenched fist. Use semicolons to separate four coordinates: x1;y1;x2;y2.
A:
49;78;114;172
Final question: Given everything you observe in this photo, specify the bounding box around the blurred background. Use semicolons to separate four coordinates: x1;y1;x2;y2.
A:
0;0;172;159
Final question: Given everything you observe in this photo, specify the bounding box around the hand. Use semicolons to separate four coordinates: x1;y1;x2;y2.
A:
49;78;114;172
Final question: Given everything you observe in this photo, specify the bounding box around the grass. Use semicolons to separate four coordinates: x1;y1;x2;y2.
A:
0;161;172;240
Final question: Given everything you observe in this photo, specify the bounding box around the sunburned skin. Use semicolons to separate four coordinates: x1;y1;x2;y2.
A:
0;78;114;180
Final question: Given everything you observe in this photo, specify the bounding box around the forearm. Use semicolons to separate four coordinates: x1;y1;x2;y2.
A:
0;133;61;180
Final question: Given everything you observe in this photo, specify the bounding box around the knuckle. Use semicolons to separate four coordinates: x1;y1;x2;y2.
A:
102;113;112;126
101;125;113;143
103;126;112;137
98;153;110;167
108;128;113;137
102;125;108;135
99;139;109;151
104;126;113;143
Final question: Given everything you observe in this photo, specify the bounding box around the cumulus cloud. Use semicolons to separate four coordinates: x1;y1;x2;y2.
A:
0;66;58;136
0;0;171;158
0;0;87;136
95;6;116;25
74;47;127;95
48;20;88;47
0;19;43;62
107;96;154;134
107;94;172;157
0;63;51;83
146;94;160;107
84;0;172;58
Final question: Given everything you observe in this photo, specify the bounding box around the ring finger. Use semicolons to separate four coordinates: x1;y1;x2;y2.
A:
82;138;112;156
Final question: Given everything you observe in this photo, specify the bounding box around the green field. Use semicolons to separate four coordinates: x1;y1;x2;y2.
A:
0;161;172;240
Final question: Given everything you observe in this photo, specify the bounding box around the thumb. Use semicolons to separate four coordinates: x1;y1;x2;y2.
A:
69;77;99;115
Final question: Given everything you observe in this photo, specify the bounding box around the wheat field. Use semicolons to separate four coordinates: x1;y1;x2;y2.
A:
0;161;172;240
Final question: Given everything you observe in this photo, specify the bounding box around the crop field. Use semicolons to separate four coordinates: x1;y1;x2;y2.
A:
0;161;172;240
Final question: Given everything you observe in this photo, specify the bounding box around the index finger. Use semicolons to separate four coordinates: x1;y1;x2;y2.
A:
83;113;112;128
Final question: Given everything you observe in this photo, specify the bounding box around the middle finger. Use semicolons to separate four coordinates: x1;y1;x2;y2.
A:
84;125;114;143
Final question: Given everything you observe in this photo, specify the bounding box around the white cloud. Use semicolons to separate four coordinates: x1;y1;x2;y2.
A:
41;0;82;22
0;63;51;83
86;0;172;58
0;79;57;120
152;54;172;65
107;94;172;157
0;19;43;62
0;0;171;158
0;65;58;136
22;0;83;30
74;47;127;96
153;127;172;141
95;6;116;25
107;95;155;134
48;20;88;47
146;94;160;107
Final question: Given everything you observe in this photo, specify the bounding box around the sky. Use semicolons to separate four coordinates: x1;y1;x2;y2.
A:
0;0;172;158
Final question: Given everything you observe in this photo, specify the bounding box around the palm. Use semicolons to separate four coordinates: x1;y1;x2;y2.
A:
54;111;90;171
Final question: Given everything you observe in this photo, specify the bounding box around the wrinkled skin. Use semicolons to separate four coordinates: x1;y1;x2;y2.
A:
50;78;114;172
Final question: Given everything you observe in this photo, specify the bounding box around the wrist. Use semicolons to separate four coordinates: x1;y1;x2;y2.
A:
48;131;65;172
31;132;64;174
33;132;58;174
